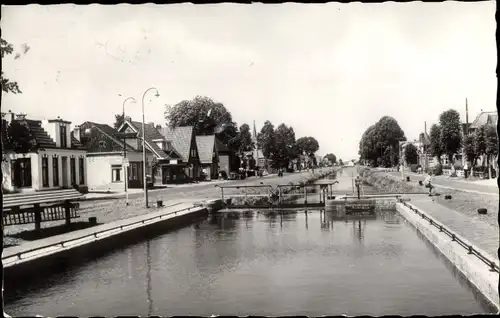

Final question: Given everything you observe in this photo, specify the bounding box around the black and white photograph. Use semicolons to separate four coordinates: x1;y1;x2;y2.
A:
1;1;498;316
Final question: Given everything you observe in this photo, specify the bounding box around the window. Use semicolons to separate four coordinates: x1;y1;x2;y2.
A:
42;157;49;187
79;157;85;185
60;125;68;148
70;157;76;185
11;158;32;188
53;157;59;186
112;165;122;182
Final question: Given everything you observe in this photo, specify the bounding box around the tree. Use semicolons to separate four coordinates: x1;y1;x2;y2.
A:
296;136;320;156
404;143;418;165
272;123;298;169
463;134;476;165
439;109;462;163
339;159;344;166
324;153;337;165
1;39;37;160
358;117;405;168
373;116;406;167
429;124;444;164
1;38;22;94
231;123;254;155
165;95;238;149
359;125;377;166
114;113;125;130
2;117;37;157
484;124;498;179
257;120;276;159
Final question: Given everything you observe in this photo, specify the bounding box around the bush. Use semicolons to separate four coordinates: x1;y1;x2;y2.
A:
453;163;464;171
442;164;452;170
433;164;443;176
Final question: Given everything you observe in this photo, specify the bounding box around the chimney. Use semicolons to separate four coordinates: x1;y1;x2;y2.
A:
6;110;15;124
16;112;27;120
73;125;81;142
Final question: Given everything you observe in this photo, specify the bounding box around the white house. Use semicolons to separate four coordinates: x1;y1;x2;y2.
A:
78;121;156;192
2;112;88;193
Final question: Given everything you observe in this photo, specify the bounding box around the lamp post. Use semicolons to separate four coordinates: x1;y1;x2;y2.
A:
141;87;160;208
119;95;136;206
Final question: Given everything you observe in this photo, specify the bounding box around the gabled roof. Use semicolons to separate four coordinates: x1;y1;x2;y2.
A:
196;135;216;164
470;111;498;129
79;121;139;152
120;120;173;159
159;126;195;161
12;118;82;150
24;119;56;149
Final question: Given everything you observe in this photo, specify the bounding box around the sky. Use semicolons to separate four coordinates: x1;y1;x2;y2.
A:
1;2;496;161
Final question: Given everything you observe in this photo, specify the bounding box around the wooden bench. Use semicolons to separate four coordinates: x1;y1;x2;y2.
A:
3;189;84;231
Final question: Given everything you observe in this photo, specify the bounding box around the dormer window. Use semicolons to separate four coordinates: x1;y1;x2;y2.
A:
60;124;68;148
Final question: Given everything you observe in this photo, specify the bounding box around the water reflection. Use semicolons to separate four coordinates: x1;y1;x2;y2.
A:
146;240;153;316
5;208;493;317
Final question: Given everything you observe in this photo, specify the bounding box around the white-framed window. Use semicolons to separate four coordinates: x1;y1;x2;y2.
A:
112;165;122;182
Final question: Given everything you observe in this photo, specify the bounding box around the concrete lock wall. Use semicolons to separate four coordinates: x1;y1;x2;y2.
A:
396;203;499;311
3;207;209;291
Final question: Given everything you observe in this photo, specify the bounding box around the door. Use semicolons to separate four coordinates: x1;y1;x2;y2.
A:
61;156;68;188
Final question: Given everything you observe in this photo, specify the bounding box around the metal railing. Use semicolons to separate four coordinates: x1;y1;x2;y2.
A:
399;199;499;273
3;204;202;262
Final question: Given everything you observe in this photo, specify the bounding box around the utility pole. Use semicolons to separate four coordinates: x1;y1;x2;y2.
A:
464;98;469;166
424;121;427;172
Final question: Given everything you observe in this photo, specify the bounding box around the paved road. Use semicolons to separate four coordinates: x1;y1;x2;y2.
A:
387;171;498;195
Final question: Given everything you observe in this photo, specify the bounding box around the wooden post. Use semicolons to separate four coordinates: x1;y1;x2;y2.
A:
304;186;308;204
318;185;321;203
64;200;72;226
221;187;225;203
278;187;282;205
34;204;42;232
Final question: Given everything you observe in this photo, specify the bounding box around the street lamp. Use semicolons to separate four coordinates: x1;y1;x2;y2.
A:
119;95;137;206
142;87;160;208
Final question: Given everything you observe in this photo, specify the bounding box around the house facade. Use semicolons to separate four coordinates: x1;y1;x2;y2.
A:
78;121;156;191
215;138;233;176
196;135;219;180
117;119;187;185
158;125;202;183
2;112;88;193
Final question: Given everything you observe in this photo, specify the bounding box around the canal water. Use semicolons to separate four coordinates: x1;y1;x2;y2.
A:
5;208;493;316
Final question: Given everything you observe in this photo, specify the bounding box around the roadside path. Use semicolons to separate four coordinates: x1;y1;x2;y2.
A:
407;195;499;262
386;171;497;195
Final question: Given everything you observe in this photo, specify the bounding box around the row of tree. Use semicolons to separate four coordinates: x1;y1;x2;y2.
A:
114;95;326;170
358;116;407;167
428;109;498;177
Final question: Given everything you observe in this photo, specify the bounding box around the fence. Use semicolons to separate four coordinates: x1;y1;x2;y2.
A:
399;199;499;273
3;205;199;263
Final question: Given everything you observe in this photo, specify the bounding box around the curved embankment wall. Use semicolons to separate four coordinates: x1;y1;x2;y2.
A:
358;167;498;311
3;207;208;292
397;203;499;311
358;167;427;194
229;169;338;206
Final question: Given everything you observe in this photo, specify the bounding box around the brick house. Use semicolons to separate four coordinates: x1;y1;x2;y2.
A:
117;118;185;185
158;125;202;183
77;121;156;191
196;135;219;180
